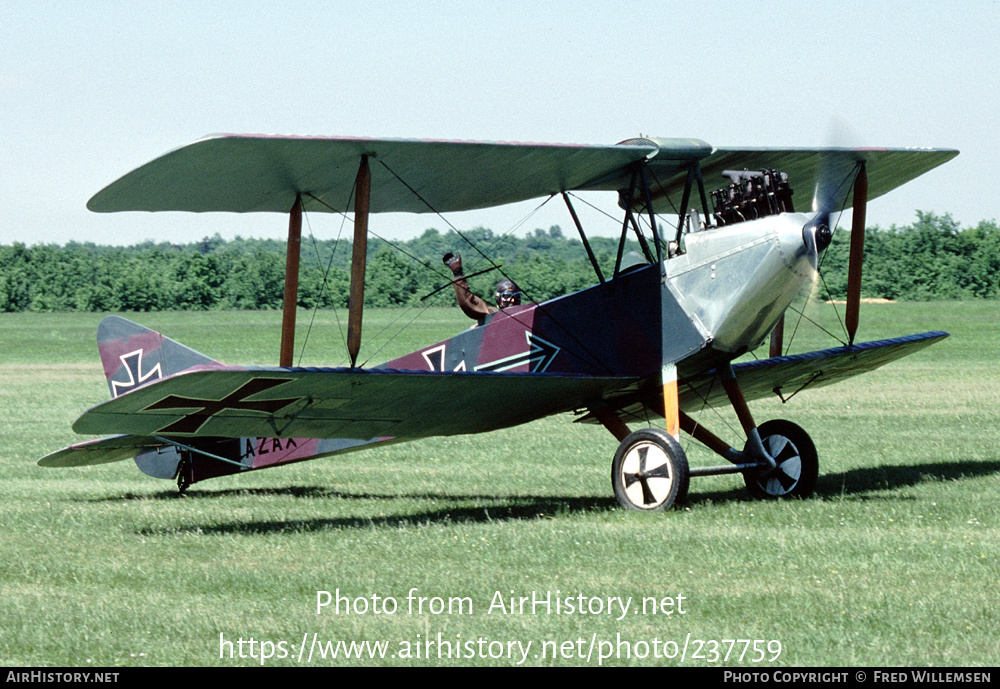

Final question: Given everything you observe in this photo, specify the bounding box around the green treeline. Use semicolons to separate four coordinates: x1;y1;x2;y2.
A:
2;212;998;313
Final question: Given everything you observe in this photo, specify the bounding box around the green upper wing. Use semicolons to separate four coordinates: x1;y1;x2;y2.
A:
87;135;657;214
88;135;957;217
602;140;959;212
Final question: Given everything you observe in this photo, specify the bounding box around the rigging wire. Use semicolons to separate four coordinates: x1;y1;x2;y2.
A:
373;158;618;374
375;159;507;276
299;192;443;368
286;156;655;375
296;189;354;366
296;167;551;366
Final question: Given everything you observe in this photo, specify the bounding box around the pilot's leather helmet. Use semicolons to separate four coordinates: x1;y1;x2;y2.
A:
495;278;522;309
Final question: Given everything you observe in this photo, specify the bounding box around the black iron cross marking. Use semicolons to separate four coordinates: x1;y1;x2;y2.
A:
624;447;671;506
142;378;300;434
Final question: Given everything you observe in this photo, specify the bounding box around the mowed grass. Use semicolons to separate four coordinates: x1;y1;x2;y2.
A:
1;303;997;667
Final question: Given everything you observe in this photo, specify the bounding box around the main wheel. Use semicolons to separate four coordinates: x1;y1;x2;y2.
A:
612;429;689;511
742;420;818;499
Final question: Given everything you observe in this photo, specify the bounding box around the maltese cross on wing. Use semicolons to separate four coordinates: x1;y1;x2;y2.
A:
141;377;300;434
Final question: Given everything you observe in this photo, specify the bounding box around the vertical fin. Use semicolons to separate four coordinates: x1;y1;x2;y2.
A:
97;316;220;399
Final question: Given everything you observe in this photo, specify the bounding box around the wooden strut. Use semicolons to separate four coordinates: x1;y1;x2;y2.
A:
562;192;605;285
720;366;757;437
594;402;744;464
719;363;774;467
662;363;680;440
769;316;785;359
279;194;303;367
591;406;631;442
347;155;371;368
845;163;868;345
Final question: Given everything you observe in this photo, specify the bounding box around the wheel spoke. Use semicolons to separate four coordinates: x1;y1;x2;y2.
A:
765;435;799;464
744;420;817;500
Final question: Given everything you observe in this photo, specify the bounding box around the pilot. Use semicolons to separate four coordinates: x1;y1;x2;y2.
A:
443;252;521;322
494;278;522;309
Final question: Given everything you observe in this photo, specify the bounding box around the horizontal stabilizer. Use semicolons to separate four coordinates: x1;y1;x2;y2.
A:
37;435;168;468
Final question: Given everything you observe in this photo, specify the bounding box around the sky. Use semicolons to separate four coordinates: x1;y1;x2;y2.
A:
2;1;997;247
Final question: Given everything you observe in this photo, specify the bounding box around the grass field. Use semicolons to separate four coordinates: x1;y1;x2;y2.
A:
2;302;997;667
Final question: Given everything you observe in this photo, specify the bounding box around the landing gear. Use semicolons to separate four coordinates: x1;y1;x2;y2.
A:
175;453;192;494
742;420;818;499
597;362;820;509
611;429;690;511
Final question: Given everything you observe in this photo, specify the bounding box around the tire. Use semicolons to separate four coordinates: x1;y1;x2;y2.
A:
743;420;818;499
611;429;690;511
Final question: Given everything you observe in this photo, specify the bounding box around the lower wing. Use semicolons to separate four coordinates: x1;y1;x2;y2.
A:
576;331;949;424
69;367;637;441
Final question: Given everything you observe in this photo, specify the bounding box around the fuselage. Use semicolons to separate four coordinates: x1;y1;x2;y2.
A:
385;211;821;380
119;211;823;485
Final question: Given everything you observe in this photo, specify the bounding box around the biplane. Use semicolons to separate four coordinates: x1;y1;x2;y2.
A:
39;134;957;510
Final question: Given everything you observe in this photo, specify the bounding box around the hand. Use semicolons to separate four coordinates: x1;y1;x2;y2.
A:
443;252;463;275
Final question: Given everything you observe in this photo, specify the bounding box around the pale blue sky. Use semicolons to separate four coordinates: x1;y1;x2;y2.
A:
2;1;996;246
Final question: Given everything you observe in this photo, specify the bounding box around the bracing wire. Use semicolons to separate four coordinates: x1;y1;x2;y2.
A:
300;192;443;368
296;191;354;366
291;157;632;374
372;159;618;374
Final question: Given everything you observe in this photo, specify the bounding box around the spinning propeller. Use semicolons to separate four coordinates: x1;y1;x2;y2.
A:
772;147;870;357
809;147;870;346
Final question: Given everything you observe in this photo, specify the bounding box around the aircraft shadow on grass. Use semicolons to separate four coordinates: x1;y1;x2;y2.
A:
86;458;1000;536
692;458;1000;504
135;494;614;536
